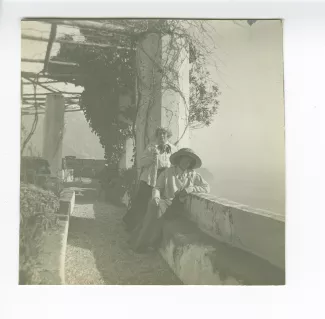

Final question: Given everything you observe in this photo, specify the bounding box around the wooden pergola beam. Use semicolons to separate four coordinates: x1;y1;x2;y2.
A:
22;97;79;105
22;75;59;93
44;23;57;72
22;72;44;78
23;97;50;101
21;108;82;116
33;19;136;35
22;104;45;108
22;92;81;96
22;73;84;87
22;71;84;80
23;97;79;103
21;34;133;50
22;72;56;79
22;102;79;108
22;79;64;84
21;58;44;64
21;58;78;67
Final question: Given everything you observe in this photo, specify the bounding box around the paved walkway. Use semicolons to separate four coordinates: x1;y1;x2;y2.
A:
65;180;181;285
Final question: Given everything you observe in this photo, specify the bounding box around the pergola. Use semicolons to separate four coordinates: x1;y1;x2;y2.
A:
23;18;258;173
21;19;145;116
21;18;257;118
22;18;258;178
22;18;221;173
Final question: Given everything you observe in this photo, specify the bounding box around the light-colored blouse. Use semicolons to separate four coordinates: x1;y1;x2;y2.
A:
152;166;210;217
139;142;177;187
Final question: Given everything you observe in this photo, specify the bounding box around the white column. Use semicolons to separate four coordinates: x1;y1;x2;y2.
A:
135;30;190;171
135;32;162;170
119;138;135;170
161;35;190;148
42;94;65;177
118;93;135;170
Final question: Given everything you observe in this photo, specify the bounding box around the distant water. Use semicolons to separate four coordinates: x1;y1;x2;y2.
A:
208;180;285;215
196;167;285;215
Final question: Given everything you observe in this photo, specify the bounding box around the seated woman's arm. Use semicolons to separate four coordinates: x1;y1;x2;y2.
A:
185;173;210;194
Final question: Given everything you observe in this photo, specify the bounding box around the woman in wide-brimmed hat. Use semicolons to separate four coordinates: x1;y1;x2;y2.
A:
129;148;210;253
123;127;177;231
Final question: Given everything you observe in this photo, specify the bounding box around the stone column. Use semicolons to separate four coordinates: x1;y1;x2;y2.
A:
161;36;190;149
135;27;190;172
42;93;65;177
119;138;135;170
118;93;135;170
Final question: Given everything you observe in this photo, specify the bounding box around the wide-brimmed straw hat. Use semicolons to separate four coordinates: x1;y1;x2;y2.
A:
170;148;202;169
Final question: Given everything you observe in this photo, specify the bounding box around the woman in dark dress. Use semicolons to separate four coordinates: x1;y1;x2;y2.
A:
123;127;177;231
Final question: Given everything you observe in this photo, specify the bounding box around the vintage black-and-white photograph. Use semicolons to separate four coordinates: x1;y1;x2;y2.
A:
20;18;285;285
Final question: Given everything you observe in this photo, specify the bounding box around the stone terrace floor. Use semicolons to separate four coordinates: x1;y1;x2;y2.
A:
64;179;181;285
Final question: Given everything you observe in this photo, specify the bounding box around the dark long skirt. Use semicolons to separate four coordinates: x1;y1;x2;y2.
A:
129;196;184;252
122;181;153;232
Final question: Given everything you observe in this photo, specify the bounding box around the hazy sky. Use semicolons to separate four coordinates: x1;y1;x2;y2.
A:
189;20;285;214
191;20;284;174
21;20;285;214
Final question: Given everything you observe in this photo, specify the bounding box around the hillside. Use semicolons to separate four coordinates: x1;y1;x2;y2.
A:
21;111;105;159
196;167;215;183
22;114;217;179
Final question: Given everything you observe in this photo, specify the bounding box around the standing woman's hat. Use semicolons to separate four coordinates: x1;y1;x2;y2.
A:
169;148;202;169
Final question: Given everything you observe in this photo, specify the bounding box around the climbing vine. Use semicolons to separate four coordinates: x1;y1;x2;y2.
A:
53;31;136;164
53;19;222;165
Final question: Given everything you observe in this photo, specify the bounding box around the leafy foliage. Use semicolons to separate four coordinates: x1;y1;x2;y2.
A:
53;20;221;165
97;165;137;206
54;33;135;164
189;55;220;128
19;183;59;284
118;167;138;207
21;123;40;157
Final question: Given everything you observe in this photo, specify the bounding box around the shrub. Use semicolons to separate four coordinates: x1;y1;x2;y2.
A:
19;183;60;284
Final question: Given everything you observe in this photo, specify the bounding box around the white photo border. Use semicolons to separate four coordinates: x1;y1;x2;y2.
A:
1;1;324;318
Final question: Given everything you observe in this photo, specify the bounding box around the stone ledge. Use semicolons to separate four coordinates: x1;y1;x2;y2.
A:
38;219;69;284
58;189;75;216
36;188;75;284
185;193;285;270
159;217;285;285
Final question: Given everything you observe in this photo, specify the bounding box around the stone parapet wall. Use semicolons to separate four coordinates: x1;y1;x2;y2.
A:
38;189;75;284
160;218;285;285
184;193;285;270
159;193;285;285
19;187;75;285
